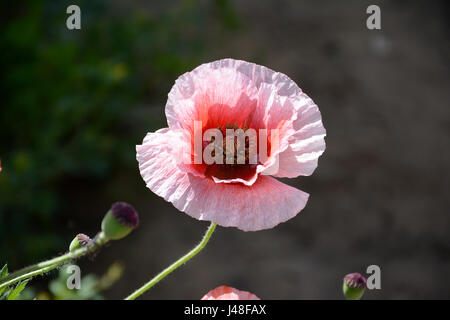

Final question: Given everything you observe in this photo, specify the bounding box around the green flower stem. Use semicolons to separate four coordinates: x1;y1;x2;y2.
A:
0;232;109;290
1;265;59;291
125;222;217;300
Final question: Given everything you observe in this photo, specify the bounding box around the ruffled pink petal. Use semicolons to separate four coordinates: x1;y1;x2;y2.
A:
253;83;298;176
166;59;325;181
236;60;326;178
272;93;326;177
201;286;260;300
136;129;309;231
166;64;259;133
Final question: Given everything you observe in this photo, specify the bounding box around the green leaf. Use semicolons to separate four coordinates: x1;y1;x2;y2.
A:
7;280;29;300
0;288;11;300
0;264;8;297
0;264;8;278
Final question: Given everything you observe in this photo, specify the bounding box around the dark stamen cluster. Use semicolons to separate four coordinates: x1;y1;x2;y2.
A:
210;122;253;166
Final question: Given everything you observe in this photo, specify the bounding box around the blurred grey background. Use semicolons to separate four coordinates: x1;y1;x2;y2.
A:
1;0;449;299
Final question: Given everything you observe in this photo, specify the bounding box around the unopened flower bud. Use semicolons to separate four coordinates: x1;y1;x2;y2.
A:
101;202;139;240
69;233;91;252
343;272;366;300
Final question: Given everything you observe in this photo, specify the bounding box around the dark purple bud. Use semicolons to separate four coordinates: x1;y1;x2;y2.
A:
343;273;366;300
101;202;139;240
110;202;139;228
344;273;367;289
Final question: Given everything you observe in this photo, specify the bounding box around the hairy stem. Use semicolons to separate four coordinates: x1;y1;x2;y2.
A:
125;222;217;300
0;232;108;290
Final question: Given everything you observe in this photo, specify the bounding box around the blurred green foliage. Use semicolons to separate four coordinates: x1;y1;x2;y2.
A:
0;264;29;300
0;0;239;266
12;262;125;300
46;262;124;300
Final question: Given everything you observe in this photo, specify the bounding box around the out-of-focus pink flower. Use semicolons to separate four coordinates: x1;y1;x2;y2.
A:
201;285;260;300
137;59;326;231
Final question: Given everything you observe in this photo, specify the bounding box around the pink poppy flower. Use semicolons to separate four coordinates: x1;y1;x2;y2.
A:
201;285;260;300
136;59;326;231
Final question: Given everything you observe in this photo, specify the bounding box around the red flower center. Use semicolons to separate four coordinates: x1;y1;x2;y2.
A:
190;121;272;184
